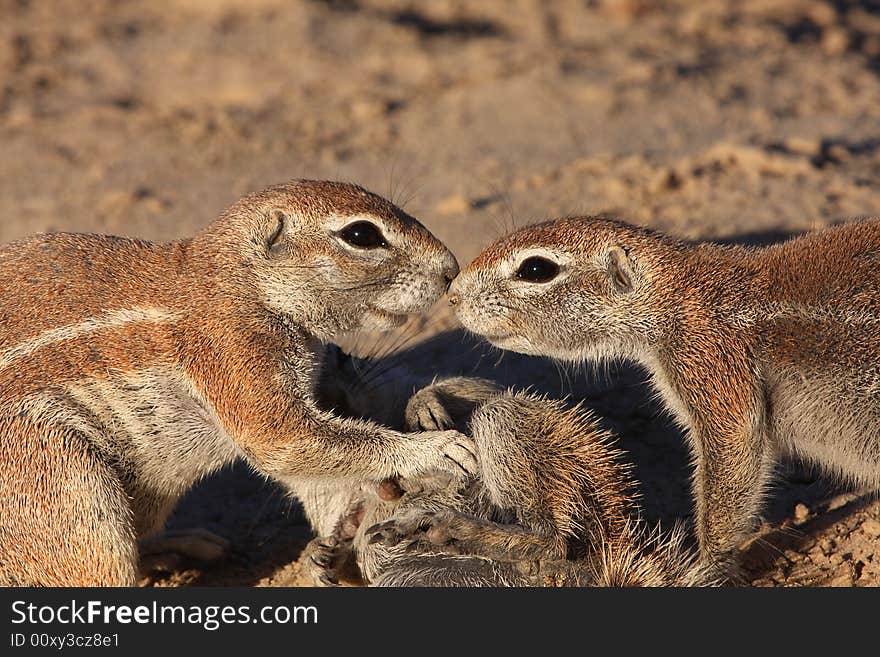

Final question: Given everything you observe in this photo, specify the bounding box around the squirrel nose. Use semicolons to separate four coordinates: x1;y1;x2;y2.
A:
442;257;460;286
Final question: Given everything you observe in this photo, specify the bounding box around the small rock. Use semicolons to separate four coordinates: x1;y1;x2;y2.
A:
349;98;385;121
794;503;810;523
807;2;838;26
824;144;851;163
828;493;858;512
819;537;836;556
783;137;820;158
821;28;850;56
600;0;651;21
861;518;880;538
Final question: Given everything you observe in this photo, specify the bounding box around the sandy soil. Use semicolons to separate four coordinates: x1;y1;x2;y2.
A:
3;0;880;587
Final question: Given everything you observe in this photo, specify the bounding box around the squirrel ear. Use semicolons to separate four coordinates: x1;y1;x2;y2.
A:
607;245;636;293
266;209;286;250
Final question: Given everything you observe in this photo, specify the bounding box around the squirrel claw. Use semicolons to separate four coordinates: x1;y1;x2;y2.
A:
301;536;348;587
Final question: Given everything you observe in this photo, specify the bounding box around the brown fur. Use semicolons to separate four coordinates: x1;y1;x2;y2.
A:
448;215;880;574
362;381;715;586
0;180;475;586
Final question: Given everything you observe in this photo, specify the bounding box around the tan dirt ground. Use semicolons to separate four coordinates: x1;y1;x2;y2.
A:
2;0;880;587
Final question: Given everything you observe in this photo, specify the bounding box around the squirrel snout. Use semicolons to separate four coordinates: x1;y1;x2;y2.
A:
446;274;465;305
441;256;460;286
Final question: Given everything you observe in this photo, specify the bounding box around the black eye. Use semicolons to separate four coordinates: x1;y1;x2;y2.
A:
515;256;560;283
338;221;387;249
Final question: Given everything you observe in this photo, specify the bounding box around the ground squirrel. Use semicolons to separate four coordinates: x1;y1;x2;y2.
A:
314;373;713;586
445;216;880;573
0;180;476;586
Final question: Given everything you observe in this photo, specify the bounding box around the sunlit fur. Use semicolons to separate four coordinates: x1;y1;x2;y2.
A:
450;215;880;573
355;381;717;587
0;180;472;586
311;363;714;586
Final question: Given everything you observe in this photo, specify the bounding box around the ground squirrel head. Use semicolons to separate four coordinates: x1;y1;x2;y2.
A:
449;217;674;361
200;180;459;341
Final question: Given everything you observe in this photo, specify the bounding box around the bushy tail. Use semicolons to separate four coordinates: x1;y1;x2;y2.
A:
587;519;721;587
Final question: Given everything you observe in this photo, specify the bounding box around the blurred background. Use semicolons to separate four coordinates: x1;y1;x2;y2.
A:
3;0;880;586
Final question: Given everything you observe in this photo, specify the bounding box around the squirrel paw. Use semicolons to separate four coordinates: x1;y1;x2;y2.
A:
300;535;352;587
405;387;456;431
366;508;467;554
410;430;479;480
